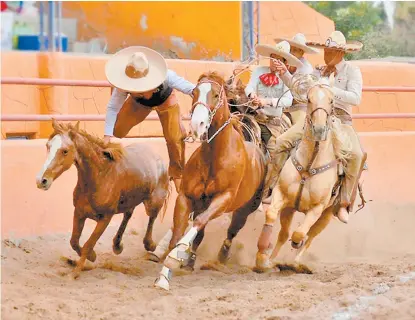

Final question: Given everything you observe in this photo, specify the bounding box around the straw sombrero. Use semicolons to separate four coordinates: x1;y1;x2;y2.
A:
105;46;168;93
273;33;319;54
255;41;303;68
306;31;363;53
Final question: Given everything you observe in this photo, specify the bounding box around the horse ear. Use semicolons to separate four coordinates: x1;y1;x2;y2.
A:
73;121;80;132
329;73;335;87
236;79;243;87
102;150;115;161
51;117;59;130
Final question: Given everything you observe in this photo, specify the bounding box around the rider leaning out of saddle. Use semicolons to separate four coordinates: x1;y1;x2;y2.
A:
273;30;366;224
103;46;196;193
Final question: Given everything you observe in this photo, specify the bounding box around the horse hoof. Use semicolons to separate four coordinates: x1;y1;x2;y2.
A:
154;276;170;291
69;270;81;280
146;252;161;263
87;250;97;262
291;240;304;249
255;252;272;271
180;265;194;273
144;241;157;252
113;243;124;255
218;243;231;264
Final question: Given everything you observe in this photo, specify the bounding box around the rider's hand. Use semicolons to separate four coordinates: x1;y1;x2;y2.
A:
274;60;288;76
248;93;262;109
103;135;113;144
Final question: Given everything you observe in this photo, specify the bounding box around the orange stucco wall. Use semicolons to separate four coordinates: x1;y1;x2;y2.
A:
258;1;335;67
61;1;333;63
2;51;415;139
63;1;242;60
2;133;414;239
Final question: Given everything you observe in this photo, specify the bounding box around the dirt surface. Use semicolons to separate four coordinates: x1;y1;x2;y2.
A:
2;202;415;320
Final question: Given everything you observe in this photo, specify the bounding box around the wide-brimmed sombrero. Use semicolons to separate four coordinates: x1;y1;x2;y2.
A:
306;31;363;53
255;41;303;68
273;33;319;54
105;46;168;93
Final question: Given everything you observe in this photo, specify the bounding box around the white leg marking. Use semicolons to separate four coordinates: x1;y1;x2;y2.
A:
36;135;62;181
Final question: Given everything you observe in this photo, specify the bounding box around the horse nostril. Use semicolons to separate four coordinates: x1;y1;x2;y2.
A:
41;178;48;185
200;121;205;127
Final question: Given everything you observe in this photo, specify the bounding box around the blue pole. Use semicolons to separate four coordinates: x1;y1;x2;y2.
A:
256;1;260;47
48;1;55;52
248;1;254;58
57;1;62;52
39;1;44;51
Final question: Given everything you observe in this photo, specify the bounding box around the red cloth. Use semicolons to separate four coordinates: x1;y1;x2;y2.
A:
259;72;279;87
1;1;9;12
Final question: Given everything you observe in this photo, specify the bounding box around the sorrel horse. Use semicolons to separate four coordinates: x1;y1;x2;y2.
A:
36;119;171;279
255;75;357;272
153;72;267;291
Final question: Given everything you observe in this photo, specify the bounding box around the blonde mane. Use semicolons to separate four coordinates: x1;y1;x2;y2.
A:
50;121;126;162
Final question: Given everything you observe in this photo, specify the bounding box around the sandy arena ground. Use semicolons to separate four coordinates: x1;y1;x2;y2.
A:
2;201;415;320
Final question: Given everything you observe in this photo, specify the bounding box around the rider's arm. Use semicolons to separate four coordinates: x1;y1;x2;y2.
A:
166;69;196;97
280;60;314;88
104;88;128;136
244;67;263;98
270;83;293;108
332;65;363;106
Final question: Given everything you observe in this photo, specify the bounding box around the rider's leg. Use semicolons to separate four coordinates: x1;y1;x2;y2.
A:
156;93;187;193
263;110;306;204
337;124;364;224
113;96;151;138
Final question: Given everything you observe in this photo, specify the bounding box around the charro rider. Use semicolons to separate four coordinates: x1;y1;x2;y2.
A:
103;46;196;192
244;40;303;202
262;34;320;204
274;30;366;224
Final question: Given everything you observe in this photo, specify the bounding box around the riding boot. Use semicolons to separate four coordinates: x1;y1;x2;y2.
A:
336;125;365;221
156;97;187;183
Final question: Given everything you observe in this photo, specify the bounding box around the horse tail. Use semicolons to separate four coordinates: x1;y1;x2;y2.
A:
159;180;172;223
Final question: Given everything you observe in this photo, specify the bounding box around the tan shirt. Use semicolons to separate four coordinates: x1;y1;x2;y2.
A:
281;59;363;115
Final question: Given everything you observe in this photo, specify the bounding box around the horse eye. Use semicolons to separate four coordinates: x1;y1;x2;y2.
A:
62;149;68;155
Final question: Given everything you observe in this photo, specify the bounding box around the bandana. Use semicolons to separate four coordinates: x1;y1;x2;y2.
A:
259;73;280;87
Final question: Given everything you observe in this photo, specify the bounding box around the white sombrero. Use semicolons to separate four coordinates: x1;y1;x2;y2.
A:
274;33;319;54
255;41;303;68
105;46;168;93
306;31;363;53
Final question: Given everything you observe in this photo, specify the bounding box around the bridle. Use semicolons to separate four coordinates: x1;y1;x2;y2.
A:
303;83;335;142
190;79;230;143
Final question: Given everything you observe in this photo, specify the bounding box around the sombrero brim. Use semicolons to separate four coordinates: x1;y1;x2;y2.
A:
105;46;168;93
255;44;303;68
273;37;319;54
306;40;363;53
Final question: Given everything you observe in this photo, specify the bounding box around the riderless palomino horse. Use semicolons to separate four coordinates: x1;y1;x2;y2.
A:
255;75;365;272
36;119;171;279
154;72;267;290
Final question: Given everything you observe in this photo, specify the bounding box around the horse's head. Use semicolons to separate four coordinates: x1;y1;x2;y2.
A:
36;119;79;190
190;71;228;140
305;74;335;141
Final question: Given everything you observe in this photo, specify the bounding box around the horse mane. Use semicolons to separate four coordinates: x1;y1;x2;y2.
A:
330;117;353;166
197;71;227;86
50;122;126;161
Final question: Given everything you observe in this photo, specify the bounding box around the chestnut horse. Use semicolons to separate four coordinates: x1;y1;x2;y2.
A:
154;72;267;290
36;119;171;278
